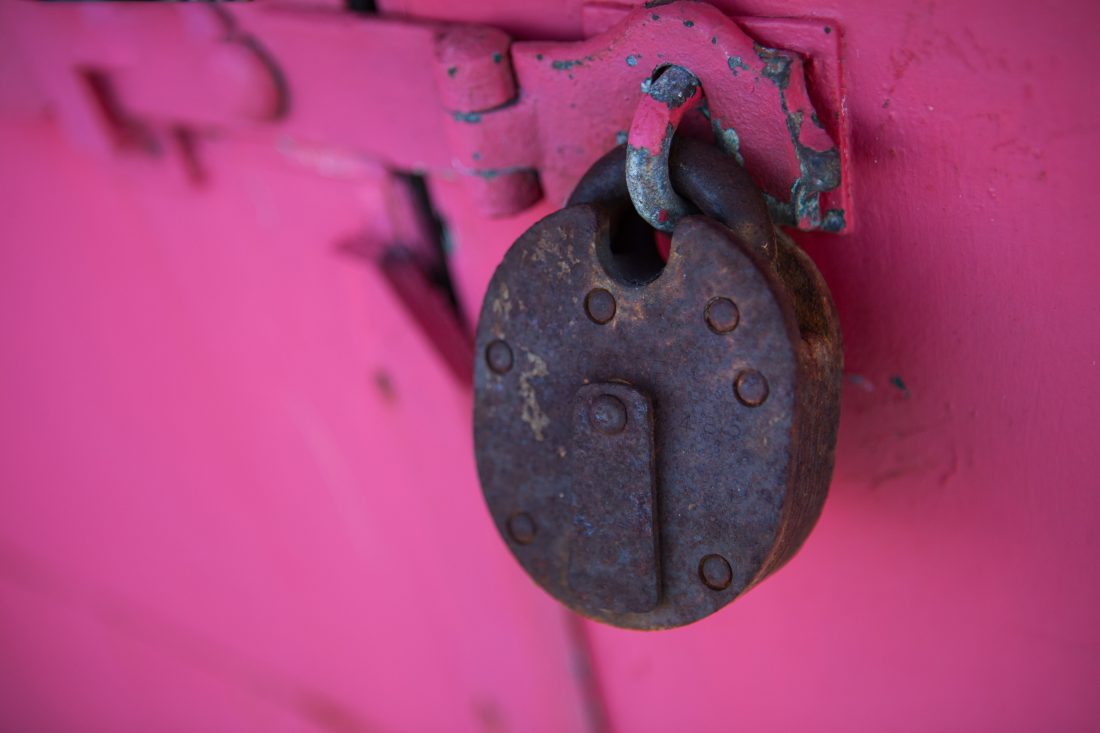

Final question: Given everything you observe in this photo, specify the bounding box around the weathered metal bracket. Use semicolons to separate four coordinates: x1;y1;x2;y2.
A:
509;2;850;231
6;1;850;229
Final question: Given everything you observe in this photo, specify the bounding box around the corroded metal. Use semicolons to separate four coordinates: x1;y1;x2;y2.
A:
625;64;702;232
567;382;659;614
473;138;842;629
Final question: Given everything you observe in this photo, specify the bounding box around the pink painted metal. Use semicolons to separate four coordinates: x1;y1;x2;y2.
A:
1;1;1099;732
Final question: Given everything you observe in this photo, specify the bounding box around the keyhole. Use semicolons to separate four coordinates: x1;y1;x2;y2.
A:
602;203;666;286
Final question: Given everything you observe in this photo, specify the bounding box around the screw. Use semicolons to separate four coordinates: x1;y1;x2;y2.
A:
699;554;732;590
485;339;513;374
704;297;740;334
734;369;769;406
584;288;616;324
507;511;537;544
589;394;627;435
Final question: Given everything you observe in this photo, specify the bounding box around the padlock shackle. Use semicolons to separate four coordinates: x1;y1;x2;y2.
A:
569;137;776;264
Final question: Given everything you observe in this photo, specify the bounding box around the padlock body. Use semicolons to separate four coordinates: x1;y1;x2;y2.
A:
473;149;841;630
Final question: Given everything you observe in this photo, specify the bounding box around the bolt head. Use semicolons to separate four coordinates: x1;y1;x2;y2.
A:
485;339;514;374
589;394;628;435
507;511;537;545
699;554;733;590
705;297;740;334
585;288;617;324
734;369;770;407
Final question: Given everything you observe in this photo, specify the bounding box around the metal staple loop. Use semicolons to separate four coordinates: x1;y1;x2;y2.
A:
625;64;704;232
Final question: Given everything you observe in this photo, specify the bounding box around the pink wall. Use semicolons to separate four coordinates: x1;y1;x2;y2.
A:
1;1;1098;731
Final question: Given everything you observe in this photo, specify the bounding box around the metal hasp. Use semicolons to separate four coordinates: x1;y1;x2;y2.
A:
473;138;842;629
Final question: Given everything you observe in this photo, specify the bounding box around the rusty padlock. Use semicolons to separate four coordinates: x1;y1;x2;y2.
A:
472;136;842;629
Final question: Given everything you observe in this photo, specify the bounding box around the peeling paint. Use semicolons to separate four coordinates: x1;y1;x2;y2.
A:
755;43;843;230
727;55;750;76
468;165;534;180
551;55;595;71
714;125;744;165
756;44;792;89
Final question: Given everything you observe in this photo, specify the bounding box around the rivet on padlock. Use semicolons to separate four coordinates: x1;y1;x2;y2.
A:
472;66;842;630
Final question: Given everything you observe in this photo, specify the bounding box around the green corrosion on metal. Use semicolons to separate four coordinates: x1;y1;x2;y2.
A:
821;209;846;232
715;127;744;166
754;43;843;231
471;165;532;180
727;56;749;76
552;55;594;71
626;55;638;67
698;101;745;166
755;44;791;88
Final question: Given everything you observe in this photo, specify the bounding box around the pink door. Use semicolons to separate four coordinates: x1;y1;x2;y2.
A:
1;1;1097;731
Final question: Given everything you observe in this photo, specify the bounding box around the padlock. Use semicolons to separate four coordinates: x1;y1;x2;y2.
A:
472;136;842;629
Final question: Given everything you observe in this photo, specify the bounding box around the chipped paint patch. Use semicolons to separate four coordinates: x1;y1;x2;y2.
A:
551;55;595;71
529;227;582;279
714;125;744;165
890;375;911;398
492;283;512;319
755;43;843;230
519;351;550;441
727;56;749;76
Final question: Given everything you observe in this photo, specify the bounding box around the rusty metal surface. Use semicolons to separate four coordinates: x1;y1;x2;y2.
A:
473;138;842;629
567;382;659;615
